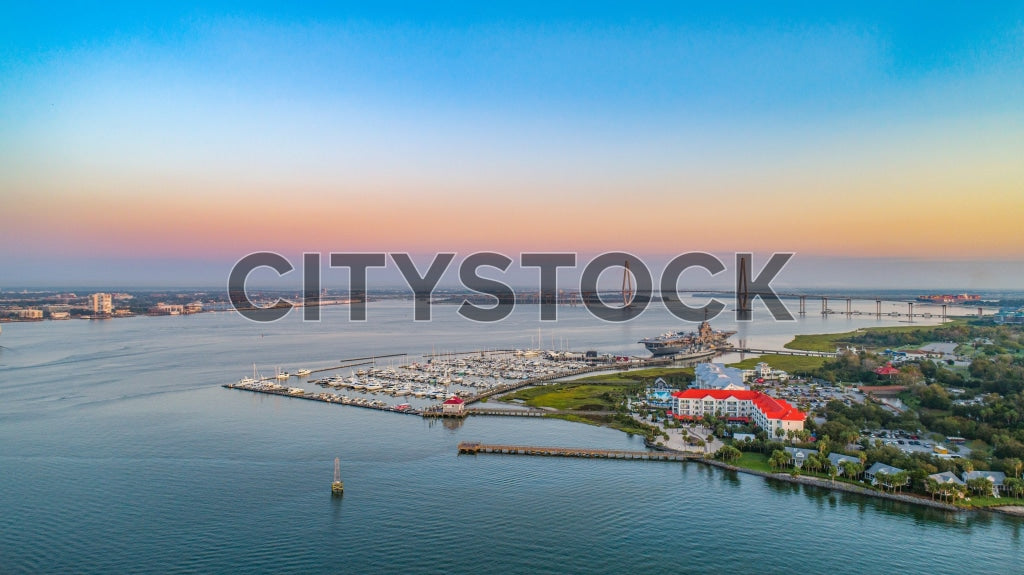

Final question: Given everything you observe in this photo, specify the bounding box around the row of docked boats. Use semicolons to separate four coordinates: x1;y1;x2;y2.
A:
233;351;598;412
226;378;416;413
310;374;454;400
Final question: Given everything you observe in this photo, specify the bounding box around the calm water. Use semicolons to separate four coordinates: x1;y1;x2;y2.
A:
1;301;1020;574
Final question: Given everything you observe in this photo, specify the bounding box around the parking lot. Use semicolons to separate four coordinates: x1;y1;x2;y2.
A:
760;379;867;414
860;429;972;457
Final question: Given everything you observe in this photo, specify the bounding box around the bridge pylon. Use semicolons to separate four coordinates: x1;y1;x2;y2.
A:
737;256;751;320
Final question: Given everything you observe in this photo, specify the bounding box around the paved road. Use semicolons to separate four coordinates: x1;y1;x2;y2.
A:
633;414;722;454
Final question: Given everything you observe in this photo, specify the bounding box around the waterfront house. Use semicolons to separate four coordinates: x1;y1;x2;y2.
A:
864;463;906;488
928;471;964;486
784;447;818;468
827;453;860;474
962;470;1006;495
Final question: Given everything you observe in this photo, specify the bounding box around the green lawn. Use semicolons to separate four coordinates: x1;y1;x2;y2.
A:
734;452;773;472
963;495;1024;508
784;321;968;353
785;331;862;352
545;412;664;438
504;382;632;410
572;366;694;385
728;354;827;373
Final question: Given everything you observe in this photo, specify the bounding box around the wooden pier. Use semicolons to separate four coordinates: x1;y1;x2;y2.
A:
422;349;516;358
722;347;838;358
457;442;696;462
463;408;618;417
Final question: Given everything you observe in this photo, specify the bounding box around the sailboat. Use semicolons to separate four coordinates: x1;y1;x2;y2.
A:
238;363;258;385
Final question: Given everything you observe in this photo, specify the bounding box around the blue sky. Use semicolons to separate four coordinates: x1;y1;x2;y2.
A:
1;2;1022;288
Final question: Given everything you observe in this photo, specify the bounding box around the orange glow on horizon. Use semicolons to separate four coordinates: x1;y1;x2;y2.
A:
5;174;1022;260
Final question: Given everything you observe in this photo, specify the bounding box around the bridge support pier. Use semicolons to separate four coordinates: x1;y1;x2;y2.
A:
876;300;881;318
908;302;913;322
846;298;852;316
941;304;947;322
821;297;828;316
799;296;806;315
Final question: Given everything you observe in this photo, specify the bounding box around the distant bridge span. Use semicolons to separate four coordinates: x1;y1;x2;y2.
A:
684;291;988;319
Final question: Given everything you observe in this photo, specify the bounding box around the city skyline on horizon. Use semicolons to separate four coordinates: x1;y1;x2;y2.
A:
2;3;1023;287
2;252;1023;291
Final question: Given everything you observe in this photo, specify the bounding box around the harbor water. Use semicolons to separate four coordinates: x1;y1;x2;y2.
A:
0;300;1020;574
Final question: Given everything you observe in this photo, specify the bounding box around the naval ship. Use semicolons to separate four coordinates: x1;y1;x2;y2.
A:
638;320;736;357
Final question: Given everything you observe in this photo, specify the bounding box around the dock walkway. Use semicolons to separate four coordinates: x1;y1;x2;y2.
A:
457;442;696;461
723;347;837;358
463;408;618;417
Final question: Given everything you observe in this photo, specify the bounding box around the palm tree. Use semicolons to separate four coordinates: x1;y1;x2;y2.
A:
840;460;862;481
825;461;838;485
875;471;889;492
716;445;742;463
1004;458;1023;479
770;449;790;471
893;471;909;493
1005;477;1024;499
805;453;821;474
842;430;859;449
966;477;994;497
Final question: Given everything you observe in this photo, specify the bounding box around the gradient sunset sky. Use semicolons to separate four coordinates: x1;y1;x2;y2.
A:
2;3;1023;287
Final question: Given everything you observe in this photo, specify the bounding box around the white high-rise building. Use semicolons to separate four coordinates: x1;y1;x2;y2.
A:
90;293;113;315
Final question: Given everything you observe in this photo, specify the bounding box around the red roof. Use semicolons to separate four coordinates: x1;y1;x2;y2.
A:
752;393;805;421
874;363;900;376
671;389;805;422
443;396;465;405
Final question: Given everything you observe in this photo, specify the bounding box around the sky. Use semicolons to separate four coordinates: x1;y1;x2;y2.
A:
1;2;1023;288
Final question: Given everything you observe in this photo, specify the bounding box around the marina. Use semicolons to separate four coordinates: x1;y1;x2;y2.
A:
225;342;707;416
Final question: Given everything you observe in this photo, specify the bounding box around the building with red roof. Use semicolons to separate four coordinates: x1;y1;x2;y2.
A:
442;395;465;415
670;389;805;436
873;363;900;379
